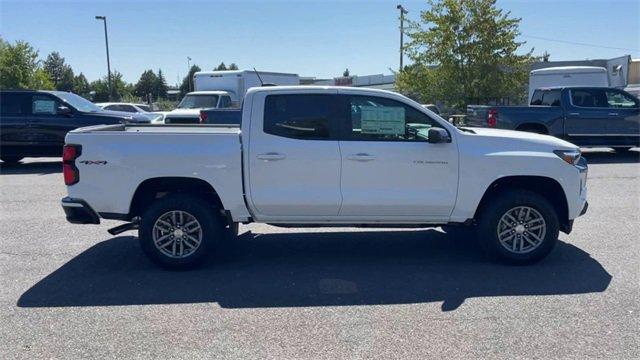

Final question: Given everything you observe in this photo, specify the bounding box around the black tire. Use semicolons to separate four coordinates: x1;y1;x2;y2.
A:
139;194;224;270
1;156;23;164
477;190;559;265
517;126;547;135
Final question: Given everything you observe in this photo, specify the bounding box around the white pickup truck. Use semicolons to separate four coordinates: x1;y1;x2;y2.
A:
61;86;588;269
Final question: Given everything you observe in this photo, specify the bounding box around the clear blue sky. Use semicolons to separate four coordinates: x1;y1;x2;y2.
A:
1;0;638;85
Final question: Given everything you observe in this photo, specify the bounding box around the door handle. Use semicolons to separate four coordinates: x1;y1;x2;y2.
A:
347;153;376;161
257;152;286;161
608;112;619;116
568;112;581;116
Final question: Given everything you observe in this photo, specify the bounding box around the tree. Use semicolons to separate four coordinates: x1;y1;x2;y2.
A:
179;64;201;96
43;52;74;90
73;73;91;98
228;63;239;70
134;69;158;98
0;37;53;89
396;0;536;109
153;69;168;99
90;71;132;102
343;68;350;77
542;51;550;62
214;62;227;71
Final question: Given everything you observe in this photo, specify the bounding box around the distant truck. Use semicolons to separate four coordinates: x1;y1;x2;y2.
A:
163;70;299;124
465;86;639;150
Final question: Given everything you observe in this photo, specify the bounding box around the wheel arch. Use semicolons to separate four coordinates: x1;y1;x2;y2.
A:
473;175;570;233
128;177;225;220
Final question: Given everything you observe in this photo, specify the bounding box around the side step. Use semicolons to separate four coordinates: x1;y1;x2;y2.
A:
108;218;140;236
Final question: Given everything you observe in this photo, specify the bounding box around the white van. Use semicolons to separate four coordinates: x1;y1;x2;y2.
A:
528;66;608;103
193;70;299;104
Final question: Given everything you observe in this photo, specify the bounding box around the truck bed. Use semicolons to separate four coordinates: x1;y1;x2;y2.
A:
65;123;250;221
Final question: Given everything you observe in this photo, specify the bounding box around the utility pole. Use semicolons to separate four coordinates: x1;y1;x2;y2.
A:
95;16;112;101
397;4;408;71
187;57;192;92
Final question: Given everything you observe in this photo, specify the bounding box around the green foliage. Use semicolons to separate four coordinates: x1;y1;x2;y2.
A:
134;69;158;98
154;99;179;111
179;64;201;96
396;0;536;109
228;63;239;70
90;71;132;102
214;62;239;71
154;69;168;99
73;73;91;99
0;37;54;89
43;51;74;91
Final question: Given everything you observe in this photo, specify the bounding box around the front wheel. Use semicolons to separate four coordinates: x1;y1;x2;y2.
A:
139;195;224;269
477;190;559;265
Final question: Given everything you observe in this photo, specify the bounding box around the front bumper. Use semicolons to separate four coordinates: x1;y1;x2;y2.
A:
61;197;100;224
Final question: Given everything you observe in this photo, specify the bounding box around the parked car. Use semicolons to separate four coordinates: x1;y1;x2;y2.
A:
61;86;588;269
465;86;640;150
0;90;151;164
96;102;153;113
96;102;164;123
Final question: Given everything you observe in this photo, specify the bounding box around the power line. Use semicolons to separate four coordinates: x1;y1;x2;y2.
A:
521;34;640;53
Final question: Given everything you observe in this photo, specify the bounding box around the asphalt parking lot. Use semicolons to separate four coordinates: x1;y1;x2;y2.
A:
1;149;638;359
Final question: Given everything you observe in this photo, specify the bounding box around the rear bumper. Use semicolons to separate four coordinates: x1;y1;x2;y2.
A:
61;197;100;224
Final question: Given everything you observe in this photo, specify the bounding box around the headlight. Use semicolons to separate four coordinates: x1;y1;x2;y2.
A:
554;149;581;166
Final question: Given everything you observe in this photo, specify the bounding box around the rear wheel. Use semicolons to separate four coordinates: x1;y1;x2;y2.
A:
1;156;23;164
477;190;559;265
139;195;223;269
516;125;547;135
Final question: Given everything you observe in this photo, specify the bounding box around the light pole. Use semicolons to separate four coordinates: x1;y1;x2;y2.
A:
397;4;408;71
95;16;112;101
187;56;192;92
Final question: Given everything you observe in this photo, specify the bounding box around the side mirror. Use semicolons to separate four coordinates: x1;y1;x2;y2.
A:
57;106;72;116
427;127;451;144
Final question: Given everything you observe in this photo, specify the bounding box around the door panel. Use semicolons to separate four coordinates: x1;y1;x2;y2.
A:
0;93;30;152
247;91;343;217
336;93;459;218
339;141;458;217
564;89;610;146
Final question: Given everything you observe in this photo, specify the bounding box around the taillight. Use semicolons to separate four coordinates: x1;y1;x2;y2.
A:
62;144;81;185
487;108;498;127
199;110;207;124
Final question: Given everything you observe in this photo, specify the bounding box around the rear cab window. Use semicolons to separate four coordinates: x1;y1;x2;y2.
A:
530;90;561;106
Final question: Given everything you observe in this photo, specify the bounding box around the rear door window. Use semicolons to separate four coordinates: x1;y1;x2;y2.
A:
263;94;335;140
0;93;29;116
541;90;561;106
530;90;543;105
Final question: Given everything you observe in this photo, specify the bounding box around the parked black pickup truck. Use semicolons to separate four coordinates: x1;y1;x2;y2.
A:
465;87;640;150
0;90;151;164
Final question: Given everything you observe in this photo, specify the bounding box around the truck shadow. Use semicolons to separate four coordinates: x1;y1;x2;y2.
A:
0;161;62;175
17;229;611;311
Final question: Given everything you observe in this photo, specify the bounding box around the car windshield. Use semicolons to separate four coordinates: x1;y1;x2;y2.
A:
53;91;103;112
137;105;152;112
177;94;219;109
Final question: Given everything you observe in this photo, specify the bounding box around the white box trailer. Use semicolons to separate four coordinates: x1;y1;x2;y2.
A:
528;66;608;103
193;70;299;103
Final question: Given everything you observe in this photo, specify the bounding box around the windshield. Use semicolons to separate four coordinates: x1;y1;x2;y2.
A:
52;91;103;112
137;105;152;112
177;94;219;109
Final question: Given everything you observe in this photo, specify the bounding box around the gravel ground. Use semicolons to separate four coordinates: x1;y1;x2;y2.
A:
1;149;638;359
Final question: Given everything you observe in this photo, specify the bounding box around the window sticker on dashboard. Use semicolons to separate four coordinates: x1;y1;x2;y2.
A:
360;106;405;135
